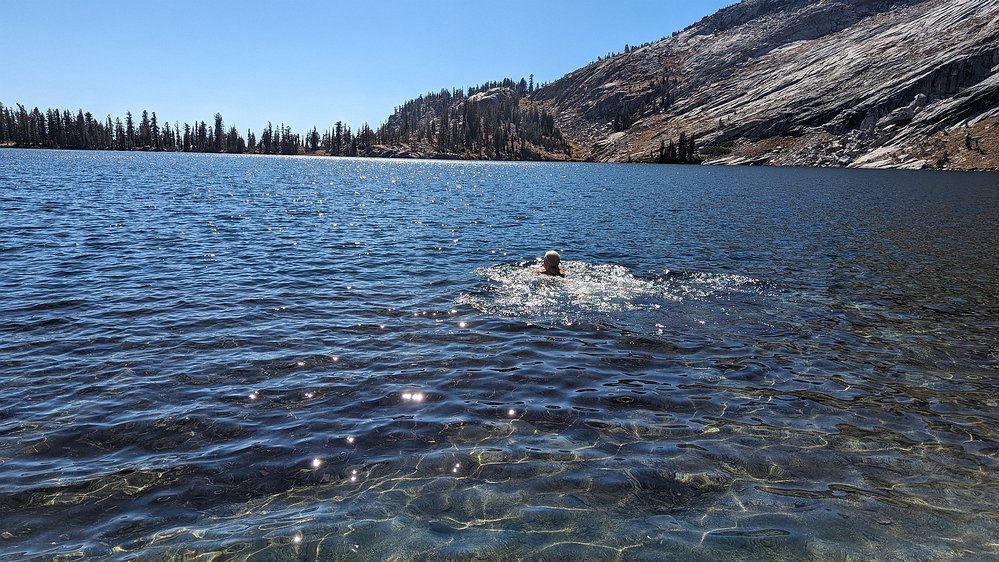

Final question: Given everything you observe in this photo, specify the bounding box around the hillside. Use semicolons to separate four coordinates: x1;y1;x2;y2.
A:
531;0;999;170
364;79;575;161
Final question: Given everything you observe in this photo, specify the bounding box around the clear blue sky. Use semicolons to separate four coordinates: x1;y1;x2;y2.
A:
3;1;734;134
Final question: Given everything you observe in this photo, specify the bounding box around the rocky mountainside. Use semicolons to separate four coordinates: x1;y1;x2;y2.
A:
532;0;999;170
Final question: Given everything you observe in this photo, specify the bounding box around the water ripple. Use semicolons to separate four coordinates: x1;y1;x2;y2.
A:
1;150;997;559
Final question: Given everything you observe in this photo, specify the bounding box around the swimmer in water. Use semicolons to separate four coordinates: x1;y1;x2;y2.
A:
540;250;565;277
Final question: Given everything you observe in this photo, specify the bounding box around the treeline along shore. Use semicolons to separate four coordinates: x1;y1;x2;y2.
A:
0;78;590;161
0;101;377;157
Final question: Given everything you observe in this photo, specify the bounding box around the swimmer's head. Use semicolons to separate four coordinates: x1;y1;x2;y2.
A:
543;250;561;269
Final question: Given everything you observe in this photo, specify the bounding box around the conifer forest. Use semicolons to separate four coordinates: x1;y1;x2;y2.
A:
2;76;697;163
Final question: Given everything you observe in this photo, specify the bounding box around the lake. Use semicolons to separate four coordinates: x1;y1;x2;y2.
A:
1;149;997;560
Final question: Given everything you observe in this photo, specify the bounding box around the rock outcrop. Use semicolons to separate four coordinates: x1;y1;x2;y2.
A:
359;144;461;160
531;0;999;170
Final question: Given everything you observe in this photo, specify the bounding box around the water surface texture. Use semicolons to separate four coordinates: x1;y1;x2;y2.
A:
1;149;998;560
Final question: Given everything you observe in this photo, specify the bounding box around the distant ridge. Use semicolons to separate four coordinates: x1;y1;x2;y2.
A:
529;0;999;170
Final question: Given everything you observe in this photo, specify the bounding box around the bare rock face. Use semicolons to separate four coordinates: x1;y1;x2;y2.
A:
877;94;928;128
467;87;516;109
532;0;999;170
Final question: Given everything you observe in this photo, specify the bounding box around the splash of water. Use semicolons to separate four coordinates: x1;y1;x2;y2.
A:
457;260;763;327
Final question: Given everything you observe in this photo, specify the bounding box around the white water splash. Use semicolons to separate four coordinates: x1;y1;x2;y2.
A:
457;260;762;325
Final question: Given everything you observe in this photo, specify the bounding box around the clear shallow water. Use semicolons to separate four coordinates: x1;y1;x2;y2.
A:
0;149;997;560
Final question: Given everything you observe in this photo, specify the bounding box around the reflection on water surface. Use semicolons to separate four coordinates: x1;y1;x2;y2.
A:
0;150;997;560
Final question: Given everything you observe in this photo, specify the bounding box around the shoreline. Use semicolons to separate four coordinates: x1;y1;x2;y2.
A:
2;144;996;172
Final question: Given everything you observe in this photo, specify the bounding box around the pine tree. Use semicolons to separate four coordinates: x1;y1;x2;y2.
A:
166;121;174;149
125;112;135;148
333;121;343;155
74;109;86;149
112;118;123;150
197;121;208;151
226;126;243;153
139;110;151;147
308;126;320;151
213;113;224;152
150;112;160;149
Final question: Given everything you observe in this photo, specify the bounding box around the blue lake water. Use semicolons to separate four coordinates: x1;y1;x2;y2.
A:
1;148;997;560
